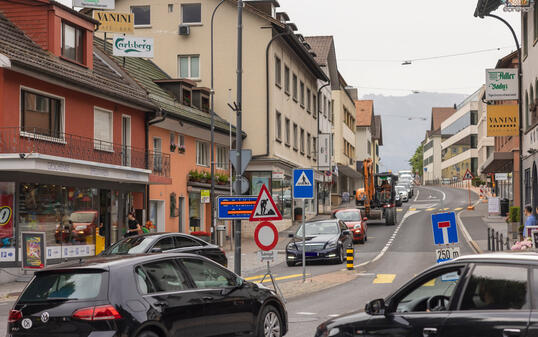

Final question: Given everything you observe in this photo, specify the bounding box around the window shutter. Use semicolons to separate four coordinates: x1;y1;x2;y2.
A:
94;109;112;150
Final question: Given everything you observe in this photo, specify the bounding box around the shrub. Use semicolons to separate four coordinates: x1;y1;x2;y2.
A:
508;206;521;223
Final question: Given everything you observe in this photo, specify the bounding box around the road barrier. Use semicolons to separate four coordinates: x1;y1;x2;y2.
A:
487;228;510;251
346;248;354;270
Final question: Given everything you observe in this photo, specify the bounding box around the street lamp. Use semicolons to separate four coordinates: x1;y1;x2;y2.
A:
474;0;524;229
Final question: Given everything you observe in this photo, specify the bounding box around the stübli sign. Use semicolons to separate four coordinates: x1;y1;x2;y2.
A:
74;0;114;9
93;11;134;33
113;36;154;58
486;68;518;101
487;104;519;137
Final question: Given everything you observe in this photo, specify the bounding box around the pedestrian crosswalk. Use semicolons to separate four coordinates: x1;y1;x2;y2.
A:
397;206;468;213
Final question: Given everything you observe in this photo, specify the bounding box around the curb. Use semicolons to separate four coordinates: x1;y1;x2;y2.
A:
455;198;484;254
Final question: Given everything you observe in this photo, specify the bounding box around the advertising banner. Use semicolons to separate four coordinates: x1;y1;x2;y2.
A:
487;104;519;137
74;0;114;9
113;36;154;58
486;69;518;100
0;194;13;240
93;11;134;33
318;133;331;170
21;232;46;270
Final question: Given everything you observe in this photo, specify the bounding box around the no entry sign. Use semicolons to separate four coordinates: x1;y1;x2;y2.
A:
254;221;279;251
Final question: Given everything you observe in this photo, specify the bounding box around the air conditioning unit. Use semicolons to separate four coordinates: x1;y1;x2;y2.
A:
178;24;190;36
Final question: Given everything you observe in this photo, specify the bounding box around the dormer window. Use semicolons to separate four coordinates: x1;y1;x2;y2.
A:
61;22;84;64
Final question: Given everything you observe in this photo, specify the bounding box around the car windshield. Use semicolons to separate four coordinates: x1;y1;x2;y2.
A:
334;211;361;222
19;272;104;303
101;236;156;255
396;186;406;193
296;222;339;236
70;212;95;223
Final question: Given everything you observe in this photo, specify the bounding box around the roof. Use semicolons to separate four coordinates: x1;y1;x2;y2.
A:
355;100;374;127
372;115;383;145
431;107;456;132
304;36;333;66
496;50;519;68
49;0;100;25
0;12;155;110
95;38;237;136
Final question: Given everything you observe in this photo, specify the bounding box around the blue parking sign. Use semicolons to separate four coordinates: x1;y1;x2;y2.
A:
293;169;314;199
431;212;458;245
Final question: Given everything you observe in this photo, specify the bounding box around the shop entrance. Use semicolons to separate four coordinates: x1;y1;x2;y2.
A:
98;189;111;254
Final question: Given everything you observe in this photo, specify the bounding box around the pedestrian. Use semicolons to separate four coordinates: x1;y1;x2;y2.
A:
125;212;142;237
523;205;536;238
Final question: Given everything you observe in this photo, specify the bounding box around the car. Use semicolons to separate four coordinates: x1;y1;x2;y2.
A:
399;181;413;198
55;210;98;243
8;253;287;337
100;232;227;267
331;208;368;244
395;193;402;207
316;253;538;337
395;185;409;202
286;219;353;267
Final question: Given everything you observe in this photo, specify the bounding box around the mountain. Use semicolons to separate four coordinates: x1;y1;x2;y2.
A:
362;92;468;173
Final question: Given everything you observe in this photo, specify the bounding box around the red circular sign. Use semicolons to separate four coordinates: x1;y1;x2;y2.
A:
254;221;279;251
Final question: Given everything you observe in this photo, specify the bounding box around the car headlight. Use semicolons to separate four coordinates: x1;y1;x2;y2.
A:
326;241;337;249
353;224;361;230
287;243;297;250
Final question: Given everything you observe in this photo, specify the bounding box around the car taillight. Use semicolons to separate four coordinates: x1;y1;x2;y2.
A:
8;310;22;323
220;248;226;256
73;305;121;321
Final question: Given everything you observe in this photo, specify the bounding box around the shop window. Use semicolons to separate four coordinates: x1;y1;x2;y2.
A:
21;90;63;139
94;107;113;152
250;172;271;197
181;3;201;24
61;22;84;64
272;177;291;219
0;182;15;255
131;5;150;26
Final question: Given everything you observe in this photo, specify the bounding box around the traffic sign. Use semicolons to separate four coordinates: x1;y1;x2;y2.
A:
293;169;314;199
217;196;257;220
431;212;459;245
463;169;474;181
436;246;461;263
250;184;283;221
230;149;252;175
254;221;279;251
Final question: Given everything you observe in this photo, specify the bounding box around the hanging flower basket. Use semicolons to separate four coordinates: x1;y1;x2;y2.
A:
178;145;186;154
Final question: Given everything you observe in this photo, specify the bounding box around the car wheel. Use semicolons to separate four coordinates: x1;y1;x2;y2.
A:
258;305;282;337
365;234;368;242
338;246;345;264
286;260;295;267
136;330;159;337
358;237;365;244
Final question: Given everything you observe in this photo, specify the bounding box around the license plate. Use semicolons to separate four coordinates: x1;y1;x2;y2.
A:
435;246;460;262
305;252;318;257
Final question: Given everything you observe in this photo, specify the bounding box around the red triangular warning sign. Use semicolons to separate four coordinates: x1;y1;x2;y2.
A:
249;184;283;222
463;169;474;181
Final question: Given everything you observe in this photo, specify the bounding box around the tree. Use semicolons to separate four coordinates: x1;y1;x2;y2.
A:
409;144;423;177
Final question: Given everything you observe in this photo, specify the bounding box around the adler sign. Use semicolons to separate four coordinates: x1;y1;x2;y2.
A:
486;68;518;101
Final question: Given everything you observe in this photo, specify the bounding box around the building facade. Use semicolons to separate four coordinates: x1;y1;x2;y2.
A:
423;107;456;184
354;100;375;188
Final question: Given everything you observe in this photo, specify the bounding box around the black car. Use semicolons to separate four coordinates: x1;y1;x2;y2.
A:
100;232;227;266
286;220;353;267
8;253;287;337
316;253;538;337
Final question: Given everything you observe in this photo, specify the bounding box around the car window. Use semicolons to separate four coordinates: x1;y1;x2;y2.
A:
19;272;104;303
395;268;462;313
174;236;201;248
139;260;189;293
339;221;347;231
459;264;528;311
296;222;339;236
182;258;237;289
102;236;156;255
154;237;175;251
335;211;361;222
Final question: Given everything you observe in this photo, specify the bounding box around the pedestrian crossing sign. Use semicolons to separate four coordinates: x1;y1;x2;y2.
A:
249;184;283;222
293;169;314;199
463;169;474;181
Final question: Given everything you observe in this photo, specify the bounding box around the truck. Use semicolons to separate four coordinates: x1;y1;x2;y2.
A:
354;159;398;226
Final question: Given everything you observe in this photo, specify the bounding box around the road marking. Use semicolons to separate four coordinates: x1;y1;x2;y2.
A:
454;207;463;211
426;208;436;211
414;189;420;201
296;312;317;315
440;208;449;211
397;208;403;212
245;274;266;281
420;186;446;201
373;274;396;284
262;273;310;283
423;279;436;287
409;208;417;211
328;314;340;318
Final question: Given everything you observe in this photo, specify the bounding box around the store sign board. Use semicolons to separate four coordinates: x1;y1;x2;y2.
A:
113;35;154;58
487;105;519;137
0;194;13;240
486;69;518;100
74;0;114;9
201;190;210;204
93;11;134;33
0;248;15;262
495;173;509;181
21;232;46;270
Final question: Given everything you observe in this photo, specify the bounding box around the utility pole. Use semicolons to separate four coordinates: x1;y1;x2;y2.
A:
234;0;244;275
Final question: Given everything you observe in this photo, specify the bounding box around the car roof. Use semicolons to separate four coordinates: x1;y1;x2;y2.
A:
451;252;538;264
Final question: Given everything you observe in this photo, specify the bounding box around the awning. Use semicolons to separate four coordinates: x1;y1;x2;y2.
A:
337;164;363;179
481;152;514;173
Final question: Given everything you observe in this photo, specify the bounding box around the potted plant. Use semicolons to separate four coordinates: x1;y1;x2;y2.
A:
201;171;211;184
170;143;177;152
217;173;229;185
178;144;186;154
506;206;521;240
190;231;210;242
188;169;201;182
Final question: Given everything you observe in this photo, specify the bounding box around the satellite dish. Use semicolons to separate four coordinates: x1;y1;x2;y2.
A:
0;54;11;68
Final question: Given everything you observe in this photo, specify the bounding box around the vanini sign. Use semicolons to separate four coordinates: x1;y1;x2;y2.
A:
487;104;519;137
113;36;154;58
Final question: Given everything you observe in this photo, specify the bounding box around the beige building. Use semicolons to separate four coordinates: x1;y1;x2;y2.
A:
110;0;328;227
422;107;456;184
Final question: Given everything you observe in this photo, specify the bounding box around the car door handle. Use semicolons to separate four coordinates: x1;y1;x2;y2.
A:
202;296;214;302
423;327;437;337
503;329;521;337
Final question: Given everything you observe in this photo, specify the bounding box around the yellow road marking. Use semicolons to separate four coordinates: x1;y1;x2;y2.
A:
397;208;403;212
426;208;436;211
245;274;266;281
440;208;449;211
409;208;417;211
454;207;463;211
423;279;436;287
373;274;396;284
262;274;309;283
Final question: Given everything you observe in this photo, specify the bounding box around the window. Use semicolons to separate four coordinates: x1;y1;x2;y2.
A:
182;258;238;288
217;146;229;169
368;140;372;155
523;13;528;58
275;56;281;88
293;123;298;150
153;137;162;172
61;22;83;64
300;81;305;107
307;88;311;113
181;3;201;24
178;134;185;147
21;90;63;138
312;137;317;160
313;94;317;115
20;272;103;303
284;65;290;94
292;74;298;101
131;5;150;26
307;133;311;157
154;237;175;251
94;107;113;151
285;118;291;146
525;168;531;205
300;129;305;154
137;260;188;294
174;236;201;248
535;3;538;41
196;141;209;166
178;55;200;79
460;264;528;310
168;4;173;12
276;111;282;141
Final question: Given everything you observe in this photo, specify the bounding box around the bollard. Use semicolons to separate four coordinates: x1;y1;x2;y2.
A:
491;230;496;252
500;233;504;251
496;232;500;251
346;248;354;270
487;228;491;251
506;237;510;250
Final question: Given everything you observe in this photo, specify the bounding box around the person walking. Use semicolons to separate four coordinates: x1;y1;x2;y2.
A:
523;205;536;238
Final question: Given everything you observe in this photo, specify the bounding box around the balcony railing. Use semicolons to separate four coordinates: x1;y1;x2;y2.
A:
0;127;170;178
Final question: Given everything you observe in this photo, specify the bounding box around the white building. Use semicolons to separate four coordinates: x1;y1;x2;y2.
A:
423;107;456;184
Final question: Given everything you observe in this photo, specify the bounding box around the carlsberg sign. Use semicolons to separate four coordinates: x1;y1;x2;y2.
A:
486;68;518;101
113;36;154;58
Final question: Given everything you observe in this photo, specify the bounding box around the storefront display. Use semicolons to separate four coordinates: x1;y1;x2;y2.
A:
21;231;45;269
189;192;201;231
0;182;15;262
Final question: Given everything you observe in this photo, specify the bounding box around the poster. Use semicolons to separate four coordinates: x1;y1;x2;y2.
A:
201;190;210;204
21;232;46;270
251;176;270;197
0;194;13;243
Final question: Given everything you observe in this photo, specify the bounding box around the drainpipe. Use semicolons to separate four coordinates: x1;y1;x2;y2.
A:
148;108;167;126
144;112;150;220
317;81;330;215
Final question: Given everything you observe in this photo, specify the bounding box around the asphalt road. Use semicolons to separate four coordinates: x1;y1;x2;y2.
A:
284;185;478;337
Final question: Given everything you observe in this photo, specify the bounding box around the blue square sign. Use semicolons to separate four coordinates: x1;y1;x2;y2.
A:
293;169;314;199
431;212;459;245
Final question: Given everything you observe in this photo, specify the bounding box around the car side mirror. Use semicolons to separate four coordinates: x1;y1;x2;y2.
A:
288;233;294;238
343;230;352;236
365;298;386;316
150;247;163;253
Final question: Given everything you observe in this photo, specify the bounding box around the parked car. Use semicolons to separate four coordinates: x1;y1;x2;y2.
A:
399;181;413;198
395;193;402;207
331;209;368;244
100;232;227;267
316;253;538;337
286;220;353;266
8;253;287;337
55;210;98;244
395;185;409;202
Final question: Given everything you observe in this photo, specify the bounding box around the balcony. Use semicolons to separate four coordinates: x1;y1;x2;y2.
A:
0;127;170;178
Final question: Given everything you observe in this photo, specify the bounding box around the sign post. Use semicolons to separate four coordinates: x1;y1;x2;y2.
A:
254;221;285;301
463;169;474;210
293;169;314;282
431;212;460;265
